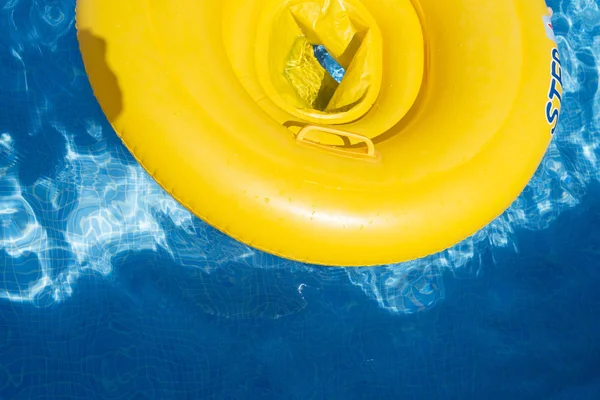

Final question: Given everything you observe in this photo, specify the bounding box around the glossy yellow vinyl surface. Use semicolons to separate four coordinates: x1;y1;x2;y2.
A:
76;0;562;266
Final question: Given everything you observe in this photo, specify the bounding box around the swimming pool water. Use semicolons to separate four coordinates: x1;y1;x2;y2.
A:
1;0;600;398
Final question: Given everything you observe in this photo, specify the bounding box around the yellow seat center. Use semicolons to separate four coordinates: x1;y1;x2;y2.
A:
258;0;383;126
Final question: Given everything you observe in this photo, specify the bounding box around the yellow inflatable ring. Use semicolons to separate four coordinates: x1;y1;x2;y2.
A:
76;0;562;266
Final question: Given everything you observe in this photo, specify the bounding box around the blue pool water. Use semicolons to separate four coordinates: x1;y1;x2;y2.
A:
1;0;600;398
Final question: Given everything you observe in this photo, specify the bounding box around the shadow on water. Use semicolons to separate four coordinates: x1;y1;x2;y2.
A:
76;29;123;123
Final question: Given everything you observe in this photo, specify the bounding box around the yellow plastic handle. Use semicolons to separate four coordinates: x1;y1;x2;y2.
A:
295;125;377;158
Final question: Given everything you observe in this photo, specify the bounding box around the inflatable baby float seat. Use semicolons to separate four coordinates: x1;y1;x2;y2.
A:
76;0;562;266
